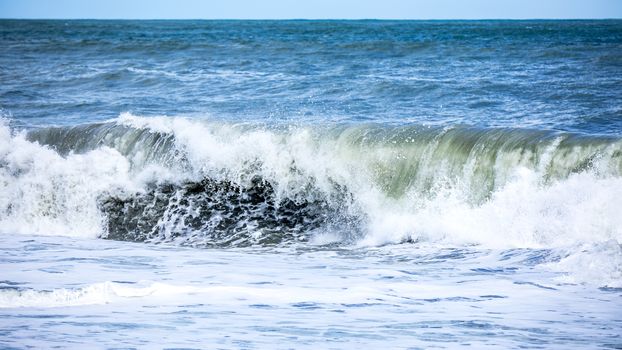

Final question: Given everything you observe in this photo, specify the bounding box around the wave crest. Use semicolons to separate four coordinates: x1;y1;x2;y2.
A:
1;113;620;250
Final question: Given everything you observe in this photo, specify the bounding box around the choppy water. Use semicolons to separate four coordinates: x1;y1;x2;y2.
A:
1;20;621;349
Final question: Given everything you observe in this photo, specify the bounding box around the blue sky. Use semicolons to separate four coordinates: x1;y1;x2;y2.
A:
1;0;621;19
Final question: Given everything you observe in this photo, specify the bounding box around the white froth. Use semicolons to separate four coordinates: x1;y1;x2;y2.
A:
0;124;135;237
360;168;622;248
0;278;519;309
548;242;622;288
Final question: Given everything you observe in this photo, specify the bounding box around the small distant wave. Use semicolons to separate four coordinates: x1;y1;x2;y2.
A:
0;280;404;308
0;281;224;308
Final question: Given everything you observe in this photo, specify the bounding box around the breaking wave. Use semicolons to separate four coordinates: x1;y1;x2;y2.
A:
1;113;621;250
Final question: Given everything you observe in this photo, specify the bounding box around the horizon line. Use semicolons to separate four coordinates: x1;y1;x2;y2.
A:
2;17;621;21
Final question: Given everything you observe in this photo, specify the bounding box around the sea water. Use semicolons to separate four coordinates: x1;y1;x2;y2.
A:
0;20;621;349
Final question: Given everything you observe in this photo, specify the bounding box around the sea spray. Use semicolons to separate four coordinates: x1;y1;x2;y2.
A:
1;113;619;251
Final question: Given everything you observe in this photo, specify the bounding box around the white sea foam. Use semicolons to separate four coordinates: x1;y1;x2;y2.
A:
547;242;622;288
360;169;622;248
0;280;400;308
0;281;262;308
0;123;136;238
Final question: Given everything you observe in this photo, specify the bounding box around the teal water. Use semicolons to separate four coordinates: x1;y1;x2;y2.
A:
0;20;621;349
2;20;621;133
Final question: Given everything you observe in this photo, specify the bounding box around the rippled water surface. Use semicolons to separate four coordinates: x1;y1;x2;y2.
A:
2;20;622;133
0;20;621;348
1;235;620;349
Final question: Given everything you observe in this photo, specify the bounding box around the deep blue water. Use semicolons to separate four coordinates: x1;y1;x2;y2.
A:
1;20;621;133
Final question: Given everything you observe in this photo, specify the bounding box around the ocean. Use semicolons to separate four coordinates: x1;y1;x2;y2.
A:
0;19;621;349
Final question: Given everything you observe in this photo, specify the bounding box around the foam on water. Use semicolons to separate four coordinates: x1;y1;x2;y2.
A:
0;279;464;309
363;169;622;248
0;234;619;349
0;120;135;238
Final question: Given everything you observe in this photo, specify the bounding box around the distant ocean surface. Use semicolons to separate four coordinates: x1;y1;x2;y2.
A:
1;20;621;349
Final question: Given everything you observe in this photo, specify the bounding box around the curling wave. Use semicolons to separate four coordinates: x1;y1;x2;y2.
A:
1;113;621;249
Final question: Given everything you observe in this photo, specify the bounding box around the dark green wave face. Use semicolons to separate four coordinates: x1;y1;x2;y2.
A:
2;20;622;134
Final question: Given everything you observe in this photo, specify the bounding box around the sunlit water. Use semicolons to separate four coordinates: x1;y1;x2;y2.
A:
1;20;621;348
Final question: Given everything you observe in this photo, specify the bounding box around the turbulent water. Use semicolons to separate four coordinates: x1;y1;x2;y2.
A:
1;20;621;349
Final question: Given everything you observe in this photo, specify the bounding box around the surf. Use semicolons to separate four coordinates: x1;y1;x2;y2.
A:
0;113;620;251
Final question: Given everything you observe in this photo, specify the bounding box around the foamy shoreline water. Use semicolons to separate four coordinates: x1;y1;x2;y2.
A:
1;235;620;349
